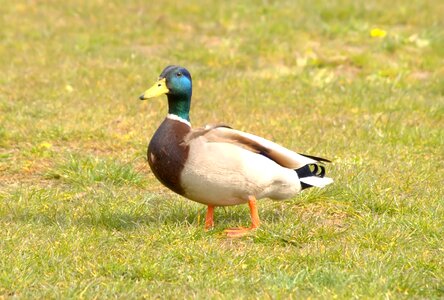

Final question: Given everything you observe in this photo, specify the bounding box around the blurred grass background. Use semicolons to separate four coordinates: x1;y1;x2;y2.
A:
0;0;443;298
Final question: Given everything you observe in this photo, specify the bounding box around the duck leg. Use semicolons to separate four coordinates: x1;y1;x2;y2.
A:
204;205;215;230
224;196;260;237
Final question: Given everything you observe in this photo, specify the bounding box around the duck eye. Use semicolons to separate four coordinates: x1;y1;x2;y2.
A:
176;72;182;77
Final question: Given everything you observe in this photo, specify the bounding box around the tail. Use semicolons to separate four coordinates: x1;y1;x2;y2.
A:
295;164;333;190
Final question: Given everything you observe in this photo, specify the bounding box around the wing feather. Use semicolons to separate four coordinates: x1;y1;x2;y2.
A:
185;126;329;169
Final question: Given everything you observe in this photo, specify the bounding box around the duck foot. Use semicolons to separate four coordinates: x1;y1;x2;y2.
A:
224;196;260;238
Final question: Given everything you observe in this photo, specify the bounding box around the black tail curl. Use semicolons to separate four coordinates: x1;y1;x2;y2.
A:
295;164;326;190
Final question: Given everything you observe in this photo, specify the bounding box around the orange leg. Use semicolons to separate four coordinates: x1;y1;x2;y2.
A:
248;196;260;229
225;196;260;237
205;205;215;230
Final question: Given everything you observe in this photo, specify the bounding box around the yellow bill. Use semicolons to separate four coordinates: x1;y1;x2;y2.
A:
139;78;169;100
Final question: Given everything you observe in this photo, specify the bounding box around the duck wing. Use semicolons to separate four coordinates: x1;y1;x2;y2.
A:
185;125;330;169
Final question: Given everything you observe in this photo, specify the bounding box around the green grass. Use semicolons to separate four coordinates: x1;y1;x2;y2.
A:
1;0;443;298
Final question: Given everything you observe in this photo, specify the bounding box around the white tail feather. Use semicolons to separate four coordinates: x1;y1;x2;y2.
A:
300;176;334;188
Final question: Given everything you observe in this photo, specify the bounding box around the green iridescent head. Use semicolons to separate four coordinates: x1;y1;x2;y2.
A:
139;65;192;121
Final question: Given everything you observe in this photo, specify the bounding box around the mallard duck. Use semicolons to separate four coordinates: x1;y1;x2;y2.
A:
139;65;333;237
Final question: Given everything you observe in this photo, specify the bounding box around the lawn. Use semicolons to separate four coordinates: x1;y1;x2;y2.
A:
1;0;443;298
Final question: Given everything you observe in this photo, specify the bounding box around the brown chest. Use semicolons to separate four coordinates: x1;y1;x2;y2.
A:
147;118;190;195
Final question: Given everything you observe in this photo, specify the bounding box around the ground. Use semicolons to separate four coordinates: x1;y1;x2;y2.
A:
0;0;443;298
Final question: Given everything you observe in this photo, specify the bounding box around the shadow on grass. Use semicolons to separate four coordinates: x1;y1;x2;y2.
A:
76;209;202;231
75;206;292;231
6;201;295;231
4;185;347;248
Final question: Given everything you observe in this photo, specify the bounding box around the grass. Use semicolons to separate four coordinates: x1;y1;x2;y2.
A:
0;0;443;298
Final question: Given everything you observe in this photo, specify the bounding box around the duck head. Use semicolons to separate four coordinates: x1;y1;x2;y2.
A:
139;66;192;121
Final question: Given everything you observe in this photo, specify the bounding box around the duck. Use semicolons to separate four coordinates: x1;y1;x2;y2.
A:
139;65;333;237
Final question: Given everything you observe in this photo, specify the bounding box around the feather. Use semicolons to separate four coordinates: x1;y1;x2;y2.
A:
298;153;332;163
186;126;325;169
